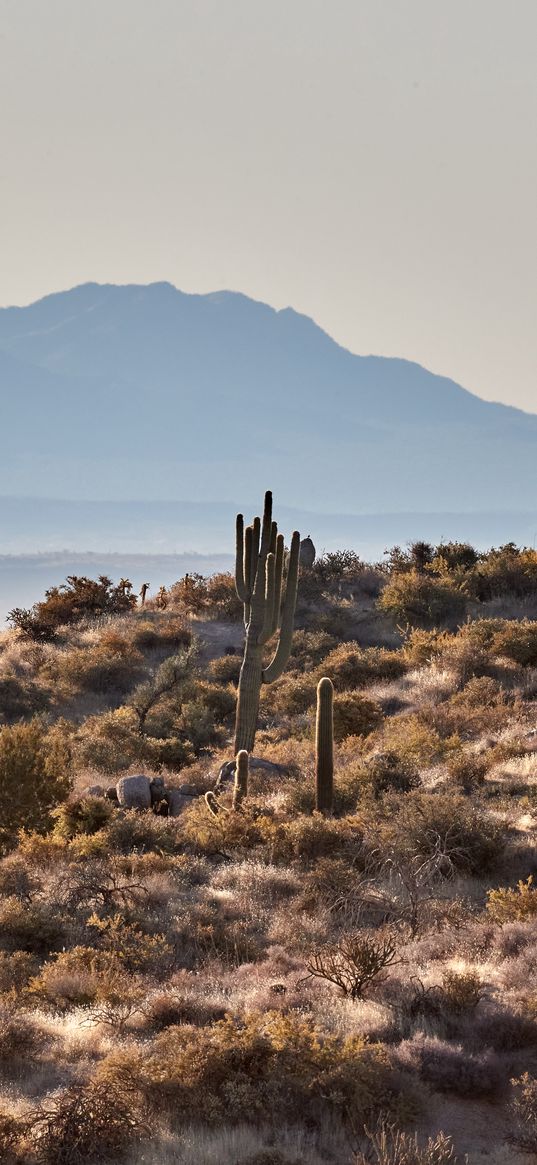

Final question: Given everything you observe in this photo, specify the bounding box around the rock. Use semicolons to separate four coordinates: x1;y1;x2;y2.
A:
116;774;152;810
167;788;191;817
81;784;104;798
105;785;119;802
215;755;287;790
299;536;316;569
178;783;198;796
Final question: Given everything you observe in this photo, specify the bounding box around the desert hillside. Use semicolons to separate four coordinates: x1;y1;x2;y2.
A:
2;510;537;1163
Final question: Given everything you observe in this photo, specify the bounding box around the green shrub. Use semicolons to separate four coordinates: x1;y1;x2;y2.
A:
487;876;537;923
0;719;72;851
319;643;406;691
52;795;114;840
137;1011;402;1128
378;571;466;627
8;574;136;641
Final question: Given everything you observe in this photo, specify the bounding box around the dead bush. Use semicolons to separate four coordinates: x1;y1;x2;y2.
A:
31;1076;151;1164
305;928;401;1000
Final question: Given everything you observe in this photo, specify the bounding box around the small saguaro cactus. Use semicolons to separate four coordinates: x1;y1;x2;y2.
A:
234;491;300;754
232;750;249;810
315;677;334;815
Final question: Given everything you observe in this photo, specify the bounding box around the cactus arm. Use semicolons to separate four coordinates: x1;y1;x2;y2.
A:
235;514;248;602
262;530;300;683
315;677;334;815
250;516;261;593
270;520;278;555
258;552;276;645
232;750;249;810
244;525;253;597
271;533;285;635
259;490;273;565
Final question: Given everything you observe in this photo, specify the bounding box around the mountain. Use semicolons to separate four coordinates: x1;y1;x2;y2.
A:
0;281;536;512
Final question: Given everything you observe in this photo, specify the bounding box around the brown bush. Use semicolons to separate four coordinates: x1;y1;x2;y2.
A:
319;643;406;691
332;692;383;741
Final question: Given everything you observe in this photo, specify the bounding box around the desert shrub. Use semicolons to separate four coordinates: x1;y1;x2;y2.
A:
0;1106;23;1161
0;719;72;851
181;798;262;856
31;1076;151;1164
76;707;196;774
0;950;37;993
445;751;487;793
381;715;458;767
205;572;243;620
0;1003;48;1069
403;628;459;668
52;795;114;840
260;674;318;717
0;673;49;724
476;544;537;600
432;541;479;573
356;1121;464;1165
440;970;484;1014
452;675;503;707
288;629;338;672
129;649;194;734
374;791;505;876
399;1035;502;1099
209;654;243;684
132;614;192;652
332;692;383;741
491;620;537;666
361;752;421;799
0;896;67;955
305;928;400;1000
487;877;537;924
103;810;182;855
510;1072;537;1152
137;1011;403;1129
378;571;466;628
0;853;41;900
9;574;136;641
46;640;145;696
319;644;406;691
195;681;236;722
142;991;226;1031
258;813;366;865
312;549;366;583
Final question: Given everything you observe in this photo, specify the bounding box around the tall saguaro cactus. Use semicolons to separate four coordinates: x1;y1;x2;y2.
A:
234;491;300;753
315;677;334;815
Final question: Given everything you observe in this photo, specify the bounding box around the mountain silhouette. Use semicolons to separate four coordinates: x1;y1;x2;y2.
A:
1;281;535;511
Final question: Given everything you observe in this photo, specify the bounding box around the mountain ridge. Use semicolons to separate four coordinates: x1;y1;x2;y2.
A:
1;281;536;511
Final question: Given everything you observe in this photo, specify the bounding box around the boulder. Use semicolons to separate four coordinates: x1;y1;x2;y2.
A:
116;774;152;810
299;536;316;569
81;784;105;798
167;788;191;817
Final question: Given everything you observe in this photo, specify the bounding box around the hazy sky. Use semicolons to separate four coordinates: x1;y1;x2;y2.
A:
1;0;536;411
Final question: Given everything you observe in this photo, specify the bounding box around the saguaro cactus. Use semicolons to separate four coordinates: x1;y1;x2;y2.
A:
315;677;334;815
234;491;300;753
232;750;249;810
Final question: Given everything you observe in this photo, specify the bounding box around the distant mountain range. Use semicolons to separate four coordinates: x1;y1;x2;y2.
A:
1;281;536;512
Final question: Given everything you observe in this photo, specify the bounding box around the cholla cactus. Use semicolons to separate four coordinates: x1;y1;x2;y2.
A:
234;491;300;753
232;750;249;810
315;677;334;815
205;790;226;818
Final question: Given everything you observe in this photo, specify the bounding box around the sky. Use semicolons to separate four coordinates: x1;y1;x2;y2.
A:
1;0;536;412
